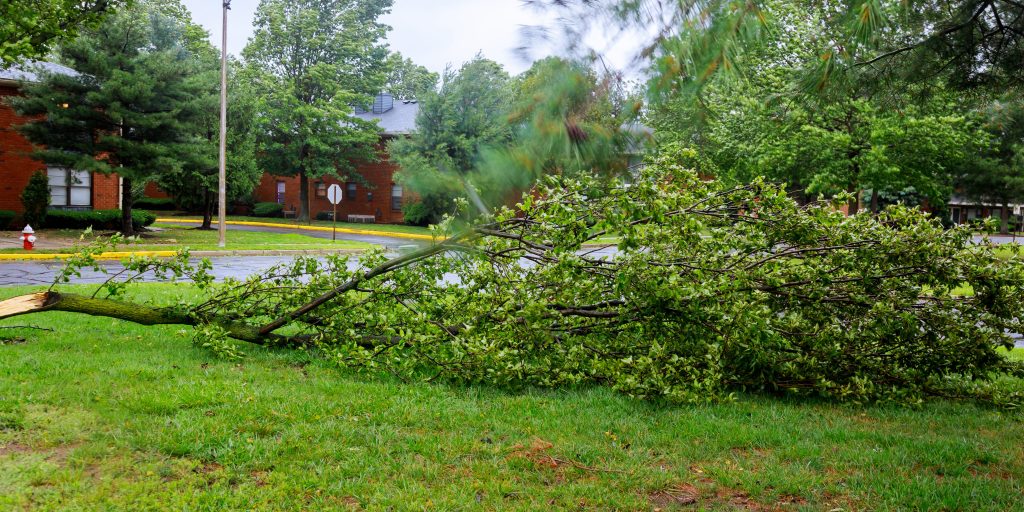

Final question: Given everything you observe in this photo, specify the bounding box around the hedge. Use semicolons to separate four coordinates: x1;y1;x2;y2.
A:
134;197;177;210
253;202;284;218
45;209;157;230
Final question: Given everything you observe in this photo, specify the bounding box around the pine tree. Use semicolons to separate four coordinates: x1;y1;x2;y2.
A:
11;3;205;235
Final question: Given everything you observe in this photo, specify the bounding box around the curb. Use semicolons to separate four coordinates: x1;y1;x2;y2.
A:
156;218;439;241
0;250;179;262
0;248;368;263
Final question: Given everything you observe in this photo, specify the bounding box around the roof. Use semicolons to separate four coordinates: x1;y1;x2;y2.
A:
353;97;419;136
0;60;79;84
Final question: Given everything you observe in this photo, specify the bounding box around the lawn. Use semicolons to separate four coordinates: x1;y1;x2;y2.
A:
1;285;1022;511
162;215;435;236
0;226;372;254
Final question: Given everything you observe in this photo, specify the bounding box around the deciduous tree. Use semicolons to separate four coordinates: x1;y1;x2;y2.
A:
243;0;393;221
0;0;128;64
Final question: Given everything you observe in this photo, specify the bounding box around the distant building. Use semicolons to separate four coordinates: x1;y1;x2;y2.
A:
0;61;120;222
947;194;1024;227
251;92;418;223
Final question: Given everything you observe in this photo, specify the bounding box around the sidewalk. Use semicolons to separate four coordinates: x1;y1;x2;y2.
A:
0;232;72;251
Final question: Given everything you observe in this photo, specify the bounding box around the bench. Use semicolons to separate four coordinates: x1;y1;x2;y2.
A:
346;214;376;223
283;210;297;219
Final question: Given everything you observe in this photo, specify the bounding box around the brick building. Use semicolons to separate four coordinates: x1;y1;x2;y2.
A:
0;62;120;223
252;93;417;224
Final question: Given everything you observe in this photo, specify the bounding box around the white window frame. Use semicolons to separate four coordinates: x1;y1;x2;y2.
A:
391;184;403;212
47;167;92;209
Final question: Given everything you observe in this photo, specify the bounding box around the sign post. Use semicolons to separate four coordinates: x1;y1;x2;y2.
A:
326;184;343;241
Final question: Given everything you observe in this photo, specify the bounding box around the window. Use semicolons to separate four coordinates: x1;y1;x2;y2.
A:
315;181;327;198
391;184;403;212
47;167;91;209
276;181;286;204
346;182;357;202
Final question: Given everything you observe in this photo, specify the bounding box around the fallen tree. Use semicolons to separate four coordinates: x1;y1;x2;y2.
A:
2;155;1023;404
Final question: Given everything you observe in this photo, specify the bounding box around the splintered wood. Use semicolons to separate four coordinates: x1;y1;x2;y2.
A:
0;292;53;320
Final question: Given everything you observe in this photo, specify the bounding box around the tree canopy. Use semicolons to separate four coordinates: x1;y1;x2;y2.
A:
0;0;129;65
389;56;515;224
243;0;394;221
383;52;438;100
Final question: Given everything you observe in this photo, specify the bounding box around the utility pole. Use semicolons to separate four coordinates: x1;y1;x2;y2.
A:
218;1;231;248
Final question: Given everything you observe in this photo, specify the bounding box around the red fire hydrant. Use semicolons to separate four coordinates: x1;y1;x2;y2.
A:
21;225;36;250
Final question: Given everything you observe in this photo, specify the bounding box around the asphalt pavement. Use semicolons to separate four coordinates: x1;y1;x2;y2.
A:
155;220;421;250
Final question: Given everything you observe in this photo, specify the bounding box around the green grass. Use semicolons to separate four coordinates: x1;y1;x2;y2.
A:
0;285;1022;510
164;215;435;236
0;227;372;254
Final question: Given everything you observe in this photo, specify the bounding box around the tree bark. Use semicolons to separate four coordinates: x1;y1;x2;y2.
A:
298;171;310;222
1001;201;1010;234
121;177;135;236
0;291;303;347
846;183;859;216
201;189;214;230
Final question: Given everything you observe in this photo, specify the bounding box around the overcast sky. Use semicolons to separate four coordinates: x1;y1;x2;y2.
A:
179;0;563;75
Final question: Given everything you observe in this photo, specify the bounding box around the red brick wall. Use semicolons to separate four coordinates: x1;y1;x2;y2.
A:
143;181;169;199
94;173;120;209
253;147;410;224
0;83;121;216
0;84;44;215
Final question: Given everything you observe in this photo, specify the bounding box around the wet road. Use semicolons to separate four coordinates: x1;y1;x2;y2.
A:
156;221;420;250
0;255;370;287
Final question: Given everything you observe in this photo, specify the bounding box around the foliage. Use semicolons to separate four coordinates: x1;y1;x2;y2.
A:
0;0;128;64
252;202;284;218
155;58;262;229
390;55;514;221
133;197;177;211
644;4;986;213
191;324;244;360
61;147;1019;406
400;195;454;226
18;171;50;228
383;52;438;99
243;0;393;221
45;210;156;230
0;211;15;230
10;1;207;235
956;98;1024;233
534;0;1024;100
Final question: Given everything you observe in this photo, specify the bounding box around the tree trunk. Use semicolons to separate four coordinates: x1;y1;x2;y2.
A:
0;291;302;347
298;171;310;222
1001;202;1010;235
201;190;214;230
870;189;879;214
846;183;859;216
121;177;135;236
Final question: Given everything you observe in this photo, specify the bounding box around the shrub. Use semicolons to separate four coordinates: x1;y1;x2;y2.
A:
134;197;177;211
45;209;156;230
315;211;335;221
252;202;284;218
402;193;451;226
0;210;15;230
19;171;49;228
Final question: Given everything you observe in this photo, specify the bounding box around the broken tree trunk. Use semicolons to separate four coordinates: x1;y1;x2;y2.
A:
0;291;298;346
